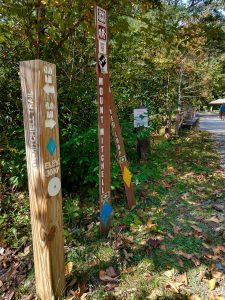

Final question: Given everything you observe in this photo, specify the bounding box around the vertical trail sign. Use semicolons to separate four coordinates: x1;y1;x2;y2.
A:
95;6;112;233
20;60;65;300
109;90;136;209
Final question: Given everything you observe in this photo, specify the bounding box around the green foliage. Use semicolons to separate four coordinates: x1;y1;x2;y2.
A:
0;193;31;246
0;0;224;194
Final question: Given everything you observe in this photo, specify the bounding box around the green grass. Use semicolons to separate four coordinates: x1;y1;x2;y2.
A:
1;130;225;299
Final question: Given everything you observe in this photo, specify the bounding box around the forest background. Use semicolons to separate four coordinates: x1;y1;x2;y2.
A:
0;0;225;193
1;0;225;298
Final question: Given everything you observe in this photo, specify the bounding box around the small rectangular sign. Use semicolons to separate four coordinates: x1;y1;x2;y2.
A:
99;40;107;54
97;6;107;25
134;108;148;128
98;24;107;40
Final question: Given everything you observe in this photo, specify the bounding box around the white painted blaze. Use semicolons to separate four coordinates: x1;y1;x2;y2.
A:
48;177;61;197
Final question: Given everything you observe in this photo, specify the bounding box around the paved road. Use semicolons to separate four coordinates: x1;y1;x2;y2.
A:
198;113;225;165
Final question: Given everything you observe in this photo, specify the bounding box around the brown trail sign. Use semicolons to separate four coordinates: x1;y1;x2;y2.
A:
95;6;112;234
109;90;136;209
20;60;65;300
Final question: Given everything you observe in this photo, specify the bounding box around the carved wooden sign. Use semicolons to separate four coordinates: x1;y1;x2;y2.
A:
20;60;64;300
109;90;135;209
95;6;112;233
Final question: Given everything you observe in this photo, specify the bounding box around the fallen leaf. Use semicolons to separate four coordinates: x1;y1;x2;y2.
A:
191;256;201;267
23;245;31;256
65;262;74;277
123;235;134;244
173;225;181;234
0;279;3;288
177;258;184;268
167;281;183;293
123;249;133;261
88;261;98;267
99;270;118;282
3;290;15;300
208;278;217;290
177;272;188;285
167;166;175;172
146;219;157;230
159;244;168;251
208;216;225;223
121;267;134;274
0;247;5;255
203;252;213;259
164;269;175;278
176;250;193;260
191;225;202;233
188;295;202;300
211;271;222;279
162;181;172;188
213;204;224;212
79;281;88;296
208;263;216;271
104;283;118;291
196;186;205;192
217;245;225;253
21;295;34;300
70;280;88;300
147;238;160;248
181;192;190;200
167;233;174;239
106;266;117;278
198;270;205;281
202;242;210;249
80;293;88;300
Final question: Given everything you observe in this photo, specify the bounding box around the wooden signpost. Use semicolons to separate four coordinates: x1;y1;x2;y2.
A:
95;6;135;234
20;60;65;300
95;6;112;233
110;90;135;209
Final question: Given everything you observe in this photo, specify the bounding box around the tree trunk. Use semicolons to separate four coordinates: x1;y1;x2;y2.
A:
137;129;150;161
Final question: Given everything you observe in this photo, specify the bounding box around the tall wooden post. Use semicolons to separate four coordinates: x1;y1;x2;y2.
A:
95;6;111;234
109;90;135;209
20;60;65;300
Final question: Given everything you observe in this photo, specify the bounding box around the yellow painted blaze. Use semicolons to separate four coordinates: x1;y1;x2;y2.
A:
123;166;132;188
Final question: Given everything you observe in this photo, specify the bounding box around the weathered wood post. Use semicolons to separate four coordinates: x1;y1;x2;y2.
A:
109;90;135;209
20;60;65;299
95;6;112;234
134;107;150;161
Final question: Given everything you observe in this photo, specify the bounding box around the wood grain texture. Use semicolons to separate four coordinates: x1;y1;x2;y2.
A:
20;60;65;300
95;6;111;234
109;90;136;209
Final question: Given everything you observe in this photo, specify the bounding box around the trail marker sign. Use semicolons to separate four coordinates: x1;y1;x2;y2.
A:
95;6;111;233
134;108;148;128
20;60;65;300
95;6;136;234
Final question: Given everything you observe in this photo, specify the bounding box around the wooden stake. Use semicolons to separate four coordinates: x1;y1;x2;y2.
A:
109;90;136;209
20;60;65;300
95;6;111;234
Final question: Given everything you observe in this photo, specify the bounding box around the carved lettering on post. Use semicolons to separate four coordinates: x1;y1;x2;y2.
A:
95;6;111;233
20;60;65;300
109;90;135;209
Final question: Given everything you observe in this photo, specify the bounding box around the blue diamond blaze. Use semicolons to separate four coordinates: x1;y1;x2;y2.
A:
100;201;112;225
47;137;56;156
